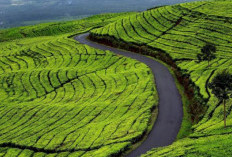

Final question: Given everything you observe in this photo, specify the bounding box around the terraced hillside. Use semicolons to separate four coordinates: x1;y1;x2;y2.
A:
0;12;135;42
90;0;232;156
0;15;158;156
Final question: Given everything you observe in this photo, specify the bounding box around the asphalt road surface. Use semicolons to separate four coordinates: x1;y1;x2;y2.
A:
75;33;183;157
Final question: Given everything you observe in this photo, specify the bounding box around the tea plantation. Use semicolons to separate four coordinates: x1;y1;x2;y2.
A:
1;0;232;156
0;14;158;156
91;0;232;156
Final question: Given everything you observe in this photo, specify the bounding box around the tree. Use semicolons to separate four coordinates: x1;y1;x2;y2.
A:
197;44;216;67
208;70;232;128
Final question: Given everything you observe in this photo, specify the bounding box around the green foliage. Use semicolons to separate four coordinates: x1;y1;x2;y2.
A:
0;12;136;42
197;44;216;66
208;70;232;127
142;133;232;157
209;70;232;101
1;0;232;156
90;0;232;156
0;12;157;157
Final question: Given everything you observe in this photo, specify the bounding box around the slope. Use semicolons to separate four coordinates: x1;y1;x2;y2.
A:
0;13;158;157
90;0;232;156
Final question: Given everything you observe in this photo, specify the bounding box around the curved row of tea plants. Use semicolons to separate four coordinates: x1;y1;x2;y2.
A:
91;0;232;156
0;14;158;156
0;12;135;42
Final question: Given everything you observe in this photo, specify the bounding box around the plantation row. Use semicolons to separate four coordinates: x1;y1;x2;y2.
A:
0;30;158;156
0;12;136;42
91;0;232;156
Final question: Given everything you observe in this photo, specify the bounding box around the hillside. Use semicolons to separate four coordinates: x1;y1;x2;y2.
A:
90;0;232;156
0;12;136;42
1;0;232;156
0;0;197;28
0;14;158;156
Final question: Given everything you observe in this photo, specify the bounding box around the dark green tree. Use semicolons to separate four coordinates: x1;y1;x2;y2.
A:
208;70;232;128
197;44;216;67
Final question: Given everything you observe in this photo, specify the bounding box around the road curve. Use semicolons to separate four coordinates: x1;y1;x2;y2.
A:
74;33;183;157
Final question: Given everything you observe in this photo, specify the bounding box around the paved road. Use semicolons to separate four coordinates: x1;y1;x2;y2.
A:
74;33;183;157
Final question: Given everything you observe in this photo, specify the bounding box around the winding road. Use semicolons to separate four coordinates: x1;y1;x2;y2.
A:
75;33;183;157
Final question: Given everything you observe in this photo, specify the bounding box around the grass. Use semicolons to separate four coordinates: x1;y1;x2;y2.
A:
90;0;232;156
0;13;159;157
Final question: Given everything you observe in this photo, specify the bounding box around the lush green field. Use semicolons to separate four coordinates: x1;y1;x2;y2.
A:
0;12;135;42
91;0;232;156
0;14;158;156
1;0;232;156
